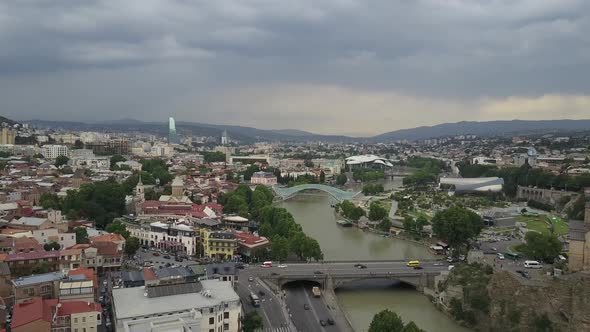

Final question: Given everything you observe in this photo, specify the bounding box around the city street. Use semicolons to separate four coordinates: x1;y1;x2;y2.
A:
284;282;340;332
236;268;291;330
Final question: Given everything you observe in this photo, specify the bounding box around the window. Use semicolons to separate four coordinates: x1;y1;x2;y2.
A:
74;317;78;323
41;285;51;293
223;323;229;330
209;330;214;332
223;312;229;319
209;317;214;324
224;303;229;308
82;317;86;322
209;308;214;314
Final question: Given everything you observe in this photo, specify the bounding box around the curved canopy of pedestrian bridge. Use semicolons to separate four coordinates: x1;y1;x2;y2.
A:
273;184;360;201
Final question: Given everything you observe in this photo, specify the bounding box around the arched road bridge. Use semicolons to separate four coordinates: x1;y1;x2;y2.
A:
272;184;361;202
254;260;448;292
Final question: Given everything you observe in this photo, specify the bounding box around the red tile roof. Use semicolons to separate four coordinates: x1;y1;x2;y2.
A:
6;250;60;262
55;301;101;316
142;200;222;218
234;232;270;249
10;297;52;328
90;233;125;243
143;267;157;281
92;241;121;256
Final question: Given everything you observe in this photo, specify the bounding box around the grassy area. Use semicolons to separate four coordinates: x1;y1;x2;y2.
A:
516;215;569;236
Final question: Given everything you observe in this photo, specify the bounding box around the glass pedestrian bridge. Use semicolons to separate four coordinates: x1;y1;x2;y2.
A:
273;184;360;201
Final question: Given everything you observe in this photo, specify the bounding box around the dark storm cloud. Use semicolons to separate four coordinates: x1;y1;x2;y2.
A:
1;0;589;134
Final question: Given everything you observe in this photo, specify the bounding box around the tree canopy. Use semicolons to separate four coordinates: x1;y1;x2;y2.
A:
74;227;89;244
519;232;563;262
62;180;127;228
432;206;483;250
106;220;130;239
55;155;69;167
368;309;424;332
124;236;140;256
336;173;348;185
368;202;388;221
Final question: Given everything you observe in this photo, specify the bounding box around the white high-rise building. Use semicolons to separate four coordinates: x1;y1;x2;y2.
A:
41;144;69;159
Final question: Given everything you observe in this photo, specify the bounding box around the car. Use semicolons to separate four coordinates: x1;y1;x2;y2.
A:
491;247;498;251
103;280;108;286
497;253;505;260
278;264;288;268
258;290;265;297
165;262;171;267
357;264;367;269
448;265;455;271
433;262;444;266
248;276;254;282
516;270;530;279
320;320;327;327
413;266;423;270
353;263;362;267
314;271;323;275
99;296;105;303
271;272;279;276
163;255;171;259
327;318;335;325
175;256;183;262
152;252;160;257
304;304;310;310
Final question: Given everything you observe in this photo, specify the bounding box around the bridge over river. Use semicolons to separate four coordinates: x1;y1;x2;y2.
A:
272;184;361;202
253;260;449;291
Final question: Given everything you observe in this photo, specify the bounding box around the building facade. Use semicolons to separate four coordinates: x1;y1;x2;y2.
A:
569;195;590;272
40;145;69;159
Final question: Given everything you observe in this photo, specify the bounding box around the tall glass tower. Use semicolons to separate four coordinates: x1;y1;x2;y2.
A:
168;117;179;144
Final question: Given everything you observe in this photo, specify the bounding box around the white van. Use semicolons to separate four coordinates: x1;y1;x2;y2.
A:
524;260;542;269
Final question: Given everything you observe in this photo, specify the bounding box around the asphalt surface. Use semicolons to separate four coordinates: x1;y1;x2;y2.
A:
248;260;449;279
236;268;291;330
284;282;340;332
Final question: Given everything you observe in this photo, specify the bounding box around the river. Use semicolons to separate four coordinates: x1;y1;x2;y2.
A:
278;189;470;332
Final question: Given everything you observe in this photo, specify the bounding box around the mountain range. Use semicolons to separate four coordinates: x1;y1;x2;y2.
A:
22;118;590;143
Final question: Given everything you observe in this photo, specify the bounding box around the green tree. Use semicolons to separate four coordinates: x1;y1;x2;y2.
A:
110;154;126;170
520;232;563;262
377;218;392;232
368;309;404;332
124;236;140;256
336;173;348;185
106;220;130;239
301;236;323;261
202;151;226;163
432;206;483;250
55;155;69;167
368;202;387;221
271;235;289;262
319;171;326;183
44;242;61;251
74;227;89;244
415;216;428;233
242;311;263;332
403;216;416;233
40;193;61;210
402;322;425;332
31;262;51;274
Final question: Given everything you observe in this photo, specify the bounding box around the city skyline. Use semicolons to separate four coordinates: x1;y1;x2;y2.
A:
1;1;590;135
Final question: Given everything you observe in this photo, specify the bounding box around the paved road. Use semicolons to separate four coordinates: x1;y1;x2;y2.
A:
285;283;340;332
236;268;292;330
249;260;449;279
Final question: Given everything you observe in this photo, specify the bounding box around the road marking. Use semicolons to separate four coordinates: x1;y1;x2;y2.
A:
301;285;326;332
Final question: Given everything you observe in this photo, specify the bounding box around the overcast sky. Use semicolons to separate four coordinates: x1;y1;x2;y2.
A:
1;0;589;136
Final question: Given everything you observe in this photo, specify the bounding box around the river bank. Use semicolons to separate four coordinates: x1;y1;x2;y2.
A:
278;193;469;332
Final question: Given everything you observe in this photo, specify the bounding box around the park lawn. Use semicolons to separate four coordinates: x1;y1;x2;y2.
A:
516;215;569;236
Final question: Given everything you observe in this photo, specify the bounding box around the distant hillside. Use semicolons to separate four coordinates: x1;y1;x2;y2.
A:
372;119;590;141
24;118;590;143
25;119;357;143
0;115;19;126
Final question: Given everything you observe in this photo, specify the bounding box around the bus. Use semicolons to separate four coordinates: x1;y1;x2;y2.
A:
406;260;420;267
504;252;520;261
249;292;260;307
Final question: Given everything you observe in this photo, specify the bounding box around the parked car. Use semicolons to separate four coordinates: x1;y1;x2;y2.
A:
163;255;171;259
258;290;265;297
320;320;327;327
152;252;160;257
357;264;367;269
304;304;310;310
327;318;335;325
248;276;254;282
497;253;505;260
